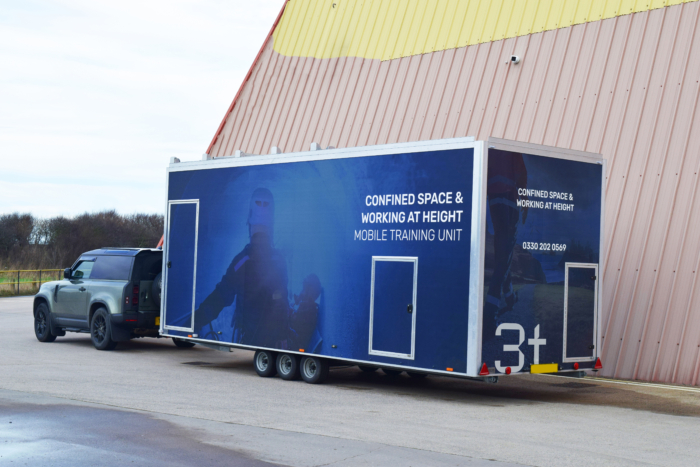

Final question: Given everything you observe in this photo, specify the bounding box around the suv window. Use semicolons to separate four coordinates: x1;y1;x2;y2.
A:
72;260;94;279
91;256;133;281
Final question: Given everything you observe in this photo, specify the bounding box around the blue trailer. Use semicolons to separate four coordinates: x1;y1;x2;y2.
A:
159;137;605;384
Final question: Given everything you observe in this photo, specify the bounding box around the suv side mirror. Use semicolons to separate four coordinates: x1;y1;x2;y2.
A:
63;268;71;279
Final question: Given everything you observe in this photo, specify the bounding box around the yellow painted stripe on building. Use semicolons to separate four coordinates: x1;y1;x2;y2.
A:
273;0;695;61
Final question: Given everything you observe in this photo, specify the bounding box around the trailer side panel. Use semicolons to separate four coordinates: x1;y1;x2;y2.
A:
165;147;474;373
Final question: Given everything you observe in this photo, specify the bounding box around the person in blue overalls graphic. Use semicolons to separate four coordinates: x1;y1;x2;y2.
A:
195;188;322;351
484;151;528;337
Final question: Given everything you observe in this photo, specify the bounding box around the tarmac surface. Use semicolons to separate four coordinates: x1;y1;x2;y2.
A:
2;296;700;466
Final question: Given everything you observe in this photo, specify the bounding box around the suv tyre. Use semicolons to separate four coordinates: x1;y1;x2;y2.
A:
34;303;57;343
91;308;118;351
152;272;162;304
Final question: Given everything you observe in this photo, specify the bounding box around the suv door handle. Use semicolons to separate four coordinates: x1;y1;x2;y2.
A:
79;287;86;292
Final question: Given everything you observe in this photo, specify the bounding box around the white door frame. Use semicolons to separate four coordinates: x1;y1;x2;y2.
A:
368;256;418;360
562;262;598;363
163;199;199;333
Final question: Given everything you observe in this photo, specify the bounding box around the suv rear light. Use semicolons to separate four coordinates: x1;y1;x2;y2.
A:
132;285;139;306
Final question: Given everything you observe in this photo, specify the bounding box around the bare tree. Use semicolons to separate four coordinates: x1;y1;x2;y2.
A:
0;211;163;269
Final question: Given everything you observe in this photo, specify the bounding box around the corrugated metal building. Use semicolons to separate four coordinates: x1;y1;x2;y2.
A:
206;0;700;386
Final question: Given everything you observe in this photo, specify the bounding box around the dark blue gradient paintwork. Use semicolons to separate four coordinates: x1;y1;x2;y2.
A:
166;149;473;372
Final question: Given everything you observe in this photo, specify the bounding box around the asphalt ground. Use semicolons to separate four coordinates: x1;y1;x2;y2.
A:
1;296;699;466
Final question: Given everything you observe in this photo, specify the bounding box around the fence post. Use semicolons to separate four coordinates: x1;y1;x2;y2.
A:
39;269;42;287
17;270;20;295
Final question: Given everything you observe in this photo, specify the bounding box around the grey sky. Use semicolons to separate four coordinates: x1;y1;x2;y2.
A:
0;0;281;217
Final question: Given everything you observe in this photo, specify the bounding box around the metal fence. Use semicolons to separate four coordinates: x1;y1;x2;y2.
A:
0;269;63;296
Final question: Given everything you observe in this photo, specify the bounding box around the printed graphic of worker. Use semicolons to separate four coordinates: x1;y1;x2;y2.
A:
484;151;528;338
195;188;322;351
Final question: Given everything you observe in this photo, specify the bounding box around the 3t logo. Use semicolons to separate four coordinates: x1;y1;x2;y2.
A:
494;323;546;373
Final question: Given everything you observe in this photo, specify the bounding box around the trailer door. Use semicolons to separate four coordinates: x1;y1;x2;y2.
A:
563;262;598;362
369;257;418;360
163;200;199;333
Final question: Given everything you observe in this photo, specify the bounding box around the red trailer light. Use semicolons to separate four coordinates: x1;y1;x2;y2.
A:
479;363;490;376
573;362;579;370
594;358;603;370
505;367;511;375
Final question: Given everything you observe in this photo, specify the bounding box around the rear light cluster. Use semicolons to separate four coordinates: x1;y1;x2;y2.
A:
125;285;139;308
479;363;490;376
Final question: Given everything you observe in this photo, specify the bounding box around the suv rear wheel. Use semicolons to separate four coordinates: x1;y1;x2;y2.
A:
34;303;56;343
91;308;118;351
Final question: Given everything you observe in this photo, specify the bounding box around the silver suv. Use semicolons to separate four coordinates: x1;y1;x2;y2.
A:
33;248;194;350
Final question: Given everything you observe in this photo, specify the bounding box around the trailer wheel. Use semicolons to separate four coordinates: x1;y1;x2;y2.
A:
172;338;196;348
359;365;378;373
276;353;300;380
407;371;427;379
254;350;277;377
300;356;329;384
382;368;403;377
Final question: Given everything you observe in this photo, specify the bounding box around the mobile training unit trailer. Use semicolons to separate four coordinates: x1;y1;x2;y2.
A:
159;137;605;384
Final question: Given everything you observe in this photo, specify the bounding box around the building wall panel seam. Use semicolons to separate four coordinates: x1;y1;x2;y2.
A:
632;2;700;380
608;7;672;376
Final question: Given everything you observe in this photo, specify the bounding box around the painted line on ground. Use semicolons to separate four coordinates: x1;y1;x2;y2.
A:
539;374;700;393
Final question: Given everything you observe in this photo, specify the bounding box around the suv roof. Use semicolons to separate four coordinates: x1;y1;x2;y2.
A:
82;248;162;257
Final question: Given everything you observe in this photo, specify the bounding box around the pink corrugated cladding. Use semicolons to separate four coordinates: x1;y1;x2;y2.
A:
210;2;700;385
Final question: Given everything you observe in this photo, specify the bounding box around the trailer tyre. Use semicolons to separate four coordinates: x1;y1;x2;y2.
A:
300;356;329;384
359;365;378;373
254;350;277;377
382;368;403;377
172;338;196;348
34;303;56;343
276;353;300;380
408;371;427;379
90;308;118;351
